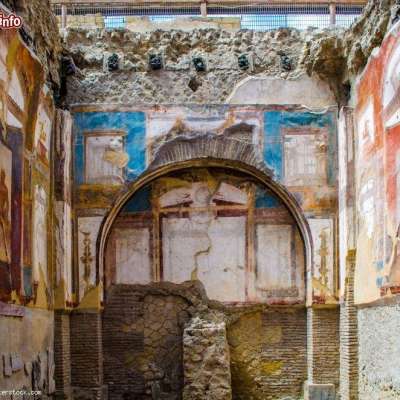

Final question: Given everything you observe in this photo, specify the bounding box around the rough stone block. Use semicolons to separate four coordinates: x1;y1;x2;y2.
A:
183;316;232;400
304;382;335;400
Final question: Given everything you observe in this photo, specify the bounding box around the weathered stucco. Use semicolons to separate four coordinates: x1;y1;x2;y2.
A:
301;0;400;103
227;74;336;108
358;302;400;400
0;309;54;393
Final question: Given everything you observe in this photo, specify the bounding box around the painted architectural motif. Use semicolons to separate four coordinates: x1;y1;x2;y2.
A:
0;29;54;305
0;21;58;394
73;105;338;305
104;169;305;304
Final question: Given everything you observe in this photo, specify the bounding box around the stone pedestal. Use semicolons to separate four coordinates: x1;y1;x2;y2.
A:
183;316;232;400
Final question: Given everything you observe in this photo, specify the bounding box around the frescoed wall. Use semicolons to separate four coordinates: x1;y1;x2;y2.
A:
71;104;338;400
105;168;306;304
72;104;338;306
74;111;146;185
0;29;54;306
354;22;400;304
0;25;58;394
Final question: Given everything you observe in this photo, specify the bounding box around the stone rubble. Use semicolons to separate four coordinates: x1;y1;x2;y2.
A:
183;316;232;400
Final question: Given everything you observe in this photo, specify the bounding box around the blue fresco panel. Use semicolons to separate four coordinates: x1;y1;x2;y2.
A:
73;112;146;184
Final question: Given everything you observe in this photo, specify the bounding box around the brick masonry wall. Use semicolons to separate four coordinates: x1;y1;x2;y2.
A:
358;302;400;400
102;284;310;400
227;308;307;400
54;311;72;399
102;284;195;400
70;311;103;399
307;307;340;388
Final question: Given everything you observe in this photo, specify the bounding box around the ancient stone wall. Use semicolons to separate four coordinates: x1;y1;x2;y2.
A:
1;1;400;399
64;28;325;105
60;1;400;107
339;251;358;400
358;302;400;400
99;282;311;400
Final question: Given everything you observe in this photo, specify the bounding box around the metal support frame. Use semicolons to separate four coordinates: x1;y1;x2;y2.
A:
61;4;67;28
50;0;367;30
329;2;337;26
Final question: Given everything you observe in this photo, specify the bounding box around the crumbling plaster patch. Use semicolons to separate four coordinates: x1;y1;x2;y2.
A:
227;74;336;108
301;0;400;104
0;308;55;393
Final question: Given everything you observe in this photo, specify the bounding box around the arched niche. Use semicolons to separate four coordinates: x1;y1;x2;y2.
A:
97;159;313;304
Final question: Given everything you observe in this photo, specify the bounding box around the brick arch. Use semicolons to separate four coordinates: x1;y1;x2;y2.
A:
96;158;314;297
148;133;274;177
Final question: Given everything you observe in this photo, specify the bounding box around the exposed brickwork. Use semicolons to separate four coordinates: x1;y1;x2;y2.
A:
148;134;272;176
227;308;307;400
307;307;340;388
102;283;206;400
340;251;358;400
70;311;103;399
54;311;72;399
